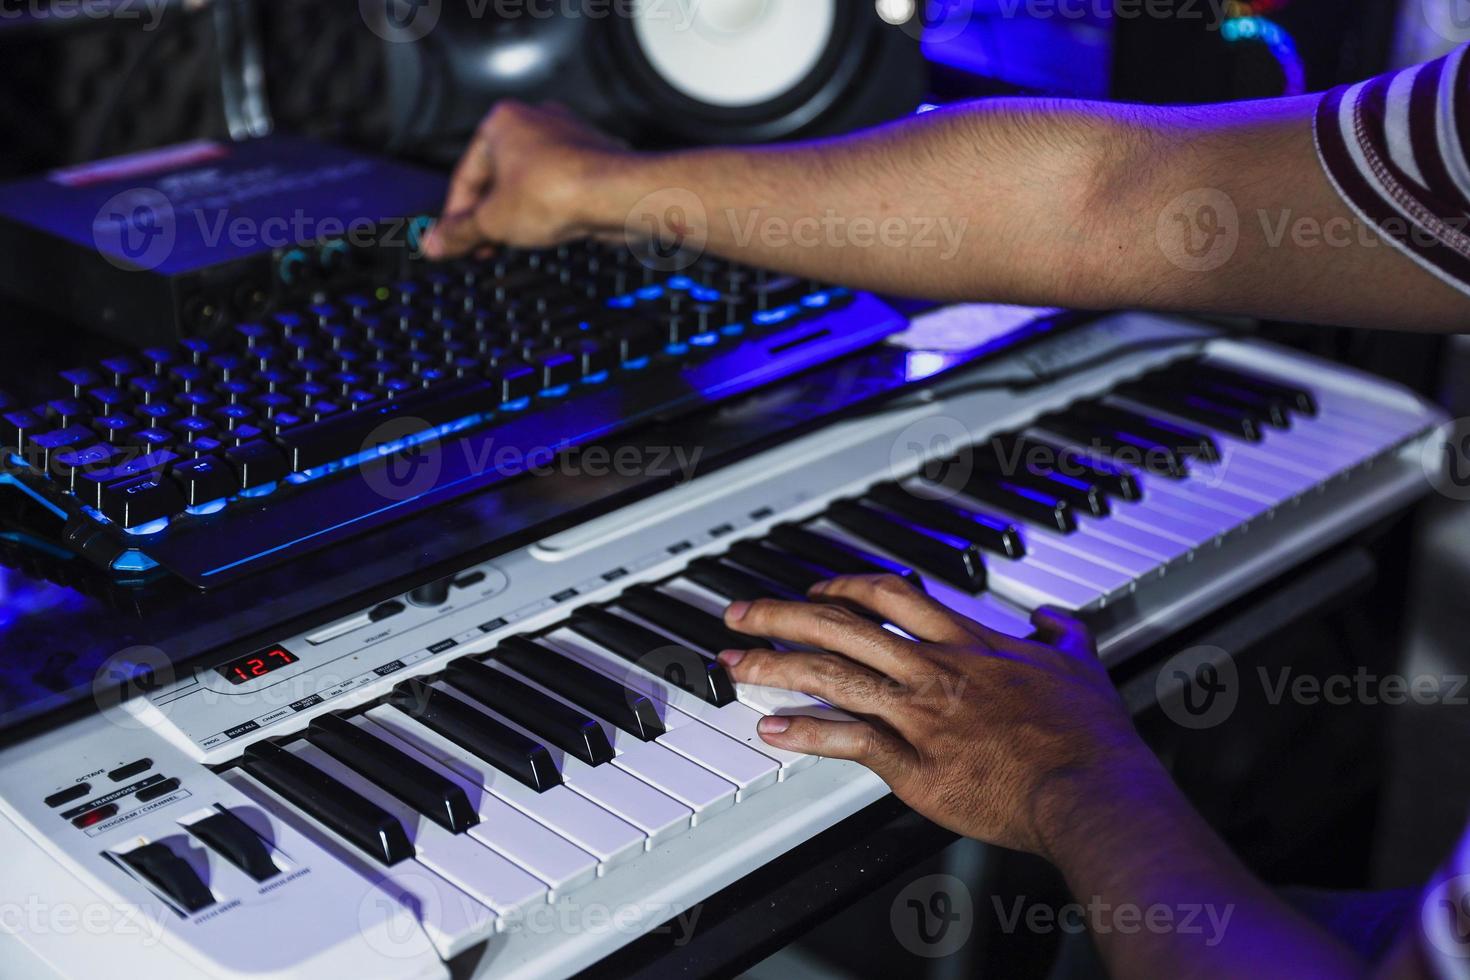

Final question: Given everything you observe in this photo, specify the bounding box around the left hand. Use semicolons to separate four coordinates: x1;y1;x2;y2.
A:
717;574;1157;858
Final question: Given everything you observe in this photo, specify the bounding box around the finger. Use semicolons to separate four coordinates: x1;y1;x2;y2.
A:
807;574;993;646
725;598;917;679
718;648;901;716
1030;606;1098;661
442;116;503;217
754;714;915;776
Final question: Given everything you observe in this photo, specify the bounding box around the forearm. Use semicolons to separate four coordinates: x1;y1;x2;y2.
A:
586;97;1469;330
1037;756;1364;980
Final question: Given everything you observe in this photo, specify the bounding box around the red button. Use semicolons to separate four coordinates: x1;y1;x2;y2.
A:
72;804;118;829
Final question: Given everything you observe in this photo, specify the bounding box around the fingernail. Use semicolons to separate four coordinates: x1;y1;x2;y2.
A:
808;580;829;596
726;600;750;623
718;649;745;668
758;716;791;735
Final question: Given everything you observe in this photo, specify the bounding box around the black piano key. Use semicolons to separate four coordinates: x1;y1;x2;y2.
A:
767;524;922;585
445;659;615;766
1149;367;1292;428
1069;402;1221;462
725;541;836;593
492;637;666;742
568;607;737;707
618;584;766;654
241;740;415;865
866;484;1025;558
1037;414;1189;479
968;452;1110;517
825;500;988;592
979;434;1142;502
187;810;279;881
950;470;1077;534
388;679;562;792
306;713;480;833
1188;361;1318;416
683;557;805;603
1112;384;1262;443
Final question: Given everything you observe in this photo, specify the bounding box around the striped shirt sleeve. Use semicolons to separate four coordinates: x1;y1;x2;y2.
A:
1315;45;1470;294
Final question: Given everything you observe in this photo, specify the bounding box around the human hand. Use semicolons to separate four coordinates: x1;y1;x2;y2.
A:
717;575;1158;858
423;100;635;259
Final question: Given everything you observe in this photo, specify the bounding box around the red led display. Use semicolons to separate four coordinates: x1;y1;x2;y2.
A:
215;646;299;686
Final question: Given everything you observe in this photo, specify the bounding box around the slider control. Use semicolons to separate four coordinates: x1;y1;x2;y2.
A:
117;842;215;913
187;810;279;882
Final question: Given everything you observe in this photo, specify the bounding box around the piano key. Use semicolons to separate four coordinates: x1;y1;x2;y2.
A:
366;705;647;867
290;741;547;917
1192;359;1318;415
481;653;734;822
617;584;766;654
240;740;415;866
650;579;851;719
432;680;692;846
568;607;737;707
346;716;599;897
1148;368;1292;428
825;499;988;591
1070;401;1223;461
1012;512;1165;579
306;713;480;834
1110;498;1223;547
388;680;561;792
1036;415;1190;479
1074;509;1192;564
818;517;1103;612
1111;387;1262;443
683;556;806;603
991;433;1143;502
546;628;795;789
445;659;615;767
725;540;836;593
223;771;498;956
493;637;666;742
867;483;1025;558
766;524;921;584
1138;470;1270;521
952;471;1078;532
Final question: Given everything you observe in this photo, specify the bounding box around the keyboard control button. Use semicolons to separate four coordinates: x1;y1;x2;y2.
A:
118;842;214;913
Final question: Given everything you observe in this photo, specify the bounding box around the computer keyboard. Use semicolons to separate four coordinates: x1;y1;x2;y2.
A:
0;241;906;586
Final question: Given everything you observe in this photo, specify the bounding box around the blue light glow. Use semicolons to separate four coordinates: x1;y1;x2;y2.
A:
623;357;651;370
540;385;572;399
185;498;229;516
239;482;278;499
0;474;67;520
636;285;665;302
502;397;532;412
665;343;689;356
111;551;159;573
690;286;722;303
582;371;611;384
667;276;695;291
123;516;171;536
691;332;719;347
606;295;636;310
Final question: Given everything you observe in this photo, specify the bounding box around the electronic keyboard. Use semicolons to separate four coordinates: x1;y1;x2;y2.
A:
0;310;1448;980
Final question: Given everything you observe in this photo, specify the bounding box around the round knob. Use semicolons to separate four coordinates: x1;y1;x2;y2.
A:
407;577;453;607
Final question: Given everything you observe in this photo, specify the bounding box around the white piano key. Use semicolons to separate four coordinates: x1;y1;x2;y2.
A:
1013;530;1137;596
1208;444;1321;498
1147;472;1270;521
221;770;499;955
349;717;599;899
544;629;791;793
431;682;694;847
290;742;548;918
1111;498;1220;547
924;579;1037;638
486;657;735;823
1075;510;1193;563
1128;481;1244;535
366;705;646;870
1043;521;1168;578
